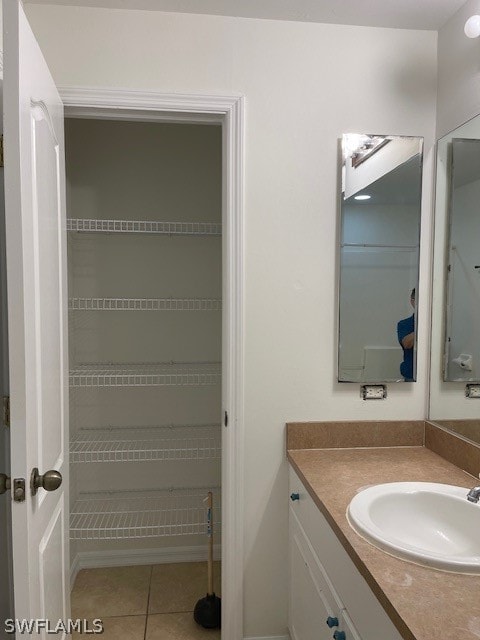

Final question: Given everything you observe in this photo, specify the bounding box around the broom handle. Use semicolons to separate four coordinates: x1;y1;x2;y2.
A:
207;491;214;595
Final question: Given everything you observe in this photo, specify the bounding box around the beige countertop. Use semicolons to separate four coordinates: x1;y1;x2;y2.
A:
288;446;480;640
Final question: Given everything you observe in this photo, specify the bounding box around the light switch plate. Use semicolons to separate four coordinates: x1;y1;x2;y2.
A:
361;384;387;400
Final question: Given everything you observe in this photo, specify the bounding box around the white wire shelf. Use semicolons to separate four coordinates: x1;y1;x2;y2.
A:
69;297;222;311
70;487;221;540
67;219;222;236
70;424;222;463
69;362;221;388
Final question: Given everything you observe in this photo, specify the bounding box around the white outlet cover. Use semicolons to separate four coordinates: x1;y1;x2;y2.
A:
466;384;480;398
361;385;387;400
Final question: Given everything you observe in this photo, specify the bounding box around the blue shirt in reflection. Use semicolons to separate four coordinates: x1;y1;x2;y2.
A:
397;314;415;381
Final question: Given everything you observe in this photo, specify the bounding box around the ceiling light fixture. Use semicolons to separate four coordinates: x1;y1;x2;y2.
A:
354;194;371;201
465;15;480;38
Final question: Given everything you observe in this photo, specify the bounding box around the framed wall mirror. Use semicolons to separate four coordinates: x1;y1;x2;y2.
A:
430;114;480;442
338;134;423;383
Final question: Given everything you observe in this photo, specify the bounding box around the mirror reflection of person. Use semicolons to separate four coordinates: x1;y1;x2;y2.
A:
397;288;415;381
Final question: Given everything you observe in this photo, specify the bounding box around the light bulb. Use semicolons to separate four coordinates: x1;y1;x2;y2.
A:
354;194;371;201
465;15;480;38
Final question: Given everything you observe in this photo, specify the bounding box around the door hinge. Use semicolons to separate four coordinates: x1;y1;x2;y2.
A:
2;396;10;428
0;136;4;168
224;411;228;427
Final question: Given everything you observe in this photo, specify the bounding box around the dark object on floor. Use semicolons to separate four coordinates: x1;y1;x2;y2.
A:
194;491;221;629
194;592;221;629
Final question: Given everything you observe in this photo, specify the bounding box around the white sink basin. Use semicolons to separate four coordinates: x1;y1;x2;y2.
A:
347;482;480;573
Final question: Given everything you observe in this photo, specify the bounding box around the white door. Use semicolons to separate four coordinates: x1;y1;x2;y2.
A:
3;1;69;635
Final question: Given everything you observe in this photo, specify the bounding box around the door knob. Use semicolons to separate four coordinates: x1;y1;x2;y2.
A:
30;468;62;496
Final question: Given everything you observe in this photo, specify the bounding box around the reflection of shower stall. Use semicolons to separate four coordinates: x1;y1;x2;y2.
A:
445;245;480;380
338;243;418;382
445;137;480;381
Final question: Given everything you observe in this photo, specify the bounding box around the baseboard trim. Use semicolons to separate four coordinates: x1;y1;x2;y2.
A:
70;544;221;590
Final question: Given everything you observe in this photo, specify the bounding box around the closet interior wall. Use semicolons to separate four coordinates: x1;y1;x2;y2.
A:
65;118;222;569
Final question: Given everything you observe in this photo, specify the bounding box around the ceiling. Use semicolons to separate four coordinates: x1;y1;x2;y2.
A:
25;0;467;31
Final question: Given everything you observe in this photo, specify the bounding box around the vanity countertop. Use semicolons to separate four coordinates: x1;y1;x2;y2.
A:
288;446;480;640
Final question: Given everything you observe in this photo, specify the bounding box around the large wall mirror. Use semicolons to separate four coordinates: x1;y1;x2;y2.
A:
430;114;480;441
338;134;423;383
443;138;480;381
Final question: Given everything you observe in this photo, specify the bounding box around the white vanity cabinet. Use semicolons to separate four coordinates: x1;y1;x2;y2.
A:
288;465;405;640
290;514;350;640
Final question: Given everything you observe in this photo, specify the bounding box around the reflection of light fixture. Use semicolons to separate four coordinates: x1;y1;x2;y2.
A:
354;194;371;201
351;137;389;168
342;134;371;158
465;15;480;38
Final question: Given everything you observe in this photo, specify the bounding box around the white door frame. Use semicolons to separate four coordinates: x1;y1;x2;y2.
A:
59;86;245;640
0;131;14;632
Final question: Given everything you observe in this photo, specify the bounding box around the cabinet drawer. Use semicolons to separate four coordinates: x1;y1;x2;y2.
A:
289;465;404;640
291;506;343;612
290;509;364;640
290;511;342;640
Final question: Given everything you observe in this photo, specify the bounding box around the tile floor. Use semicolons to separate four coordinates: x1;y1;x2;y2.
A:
71;562;221;639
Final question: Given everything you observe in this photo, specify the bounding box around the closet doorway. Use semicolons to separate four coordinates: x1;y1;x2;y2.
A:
61;90;244;640
4;3;243;636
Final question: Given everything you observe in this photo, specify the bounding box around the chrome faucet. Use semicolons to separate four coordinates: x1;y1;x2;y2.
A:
467;486;480;503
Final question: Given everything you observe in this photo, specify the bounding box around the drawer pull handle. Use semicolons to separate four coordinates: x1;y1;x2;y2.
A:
333;631;346;640
326;617;339;628
290;493;300;501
